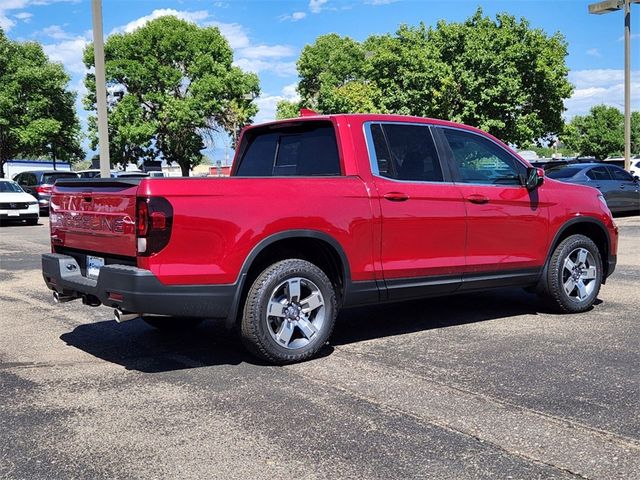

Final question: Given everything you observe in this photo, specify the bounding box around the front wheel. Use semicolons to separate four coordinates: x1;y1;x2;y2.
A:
241;259;337;364
540;234;603;313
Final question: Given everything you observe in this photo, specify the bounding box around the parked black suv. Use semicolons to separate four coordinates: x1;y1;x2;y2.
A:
13;170;79;214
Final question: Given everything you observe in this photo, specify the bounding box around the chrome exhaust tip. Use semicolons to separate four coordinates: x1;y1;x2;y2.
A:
53;291;76;303
114;308;141;323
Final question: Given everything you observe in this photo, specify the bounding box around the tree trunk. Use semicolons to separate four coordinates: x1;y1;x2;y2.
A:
180;163;190;177
0;158;5;179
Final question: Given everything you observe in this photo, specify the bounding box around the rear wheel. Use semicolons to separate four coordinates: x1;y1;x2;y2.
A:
241;259;337;364
540;234;603;313
143;316;203;330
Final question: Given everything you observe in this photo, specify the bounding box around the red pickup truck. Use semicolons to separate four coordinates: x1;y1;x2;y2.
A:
42;114;618;363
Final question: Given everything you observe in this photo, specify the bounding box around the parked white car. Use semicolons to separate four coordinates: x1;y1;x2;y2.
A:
630;159;640;179
0;179;39;225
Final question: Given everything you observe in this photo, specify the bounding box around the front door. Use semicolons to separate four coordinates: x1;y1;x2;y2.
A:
434;127;549;288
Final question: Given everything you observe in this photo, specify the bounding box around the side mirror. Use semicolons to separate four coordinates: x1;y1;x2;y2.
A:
525;167;544;191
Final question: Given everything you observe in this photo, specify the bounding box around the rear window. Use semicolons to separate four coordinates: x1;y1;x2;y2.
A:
42;172;78;184
546;167;583;179
236;121;341;177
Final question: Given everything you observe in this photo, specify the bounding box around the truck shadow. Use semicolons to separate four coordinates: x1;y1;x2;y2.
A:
60;288;592;373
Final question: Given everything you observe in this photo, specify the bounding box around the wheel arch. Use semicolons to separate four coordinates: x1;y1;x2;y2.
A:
545;217;612;280
225;230;351;328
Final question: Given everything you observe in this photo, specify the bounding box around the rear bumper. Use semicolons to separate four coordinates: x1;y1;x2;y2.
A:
42;253;236;319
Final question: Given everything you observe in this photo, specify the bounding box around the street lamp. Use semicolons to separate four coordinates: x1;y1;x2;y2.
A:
588;0;640;171
91;0;110;178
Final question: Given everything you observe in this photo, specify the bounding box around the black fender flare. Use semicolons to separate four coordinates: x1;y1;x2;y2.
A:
539;216;613;285
225;230;351;328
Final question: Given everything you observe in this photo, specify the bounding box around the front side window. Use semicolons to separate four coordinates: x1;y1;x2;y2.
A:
441;128;525;186
236;121;341;177
607;166;634;182
367;122;443;182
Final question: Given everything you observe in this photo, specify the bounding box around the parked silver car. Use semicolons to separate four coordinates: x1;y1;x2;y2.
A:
546;163;639;215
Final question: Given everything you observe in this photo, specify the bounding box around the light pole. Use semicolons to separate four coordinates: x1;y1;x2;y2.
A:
91;0;110;178
588;0;640;171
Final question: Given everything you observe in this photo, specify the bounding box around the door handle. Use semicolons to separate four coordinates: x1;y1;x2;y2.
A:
619;185;625;189
383;192;409;202
466;194;489;204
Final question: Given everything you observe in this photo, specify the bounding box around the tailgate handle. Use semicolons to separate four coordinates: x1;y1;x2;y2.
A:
82;193;93;202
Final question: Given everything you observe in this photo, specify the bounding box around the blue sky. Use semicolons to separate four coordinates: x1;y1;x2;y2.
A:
0;0;638;160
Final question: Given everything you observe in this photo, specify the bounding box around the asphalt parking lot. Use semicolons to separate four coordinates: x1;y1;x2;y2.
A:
0;216;639;480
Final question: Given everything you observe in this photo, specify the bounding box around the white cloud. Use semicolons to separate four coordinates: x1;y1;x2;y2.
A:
233;58;297;77
564;69;640;118
309;0;328;14
40;24;74;40
586;48;602;58
280;11;306;22
238;44;295;59
42;36;88;74
254;83;301;124
282;83;300;101
112;9;210;35
0;0;77;31
205;20;250;49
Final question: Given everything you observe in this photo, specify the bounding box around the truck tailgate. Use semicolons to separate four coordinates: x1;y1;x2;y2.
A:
49;179;139;258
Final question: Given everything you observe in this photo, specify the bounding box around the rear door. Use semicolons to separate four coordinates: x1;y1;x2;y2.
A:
365;122;467;300
434;126;548;285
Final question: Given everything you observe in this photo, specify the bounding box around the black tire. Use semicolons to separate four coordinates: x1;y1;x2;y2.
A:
26;218;38;226
241;259;337;364
539;234;603;313
143;316;203;330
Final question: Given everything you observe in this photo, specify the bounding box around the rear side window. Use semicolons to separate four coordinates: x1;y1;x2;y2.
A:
236;122;341;177
586;167;611;181
367;122;443;182
607;166;634;181
42;172;78;184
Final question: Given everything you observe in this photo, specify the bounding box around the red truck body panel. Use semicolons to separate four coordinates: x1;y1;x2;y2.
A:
44;113;618;317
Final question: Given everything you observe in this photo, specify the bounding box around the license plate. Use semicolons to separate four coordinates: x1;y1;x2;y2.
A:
86;255;104;279
7;211;19;216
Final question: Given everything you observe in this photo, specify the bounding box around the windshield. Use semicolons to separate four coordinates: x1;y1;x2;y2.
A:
546;167;583;179
0;181;24;193
42;172;78;184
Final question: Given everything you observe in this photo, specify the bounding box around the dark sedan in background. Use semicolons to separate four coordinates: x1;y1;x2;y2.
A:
546;163;639;215
13;170;79;214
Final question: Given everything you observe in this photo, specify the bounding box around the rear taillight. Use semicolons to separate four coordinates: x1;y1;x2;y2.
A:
36;185;53;195
136;197;173;256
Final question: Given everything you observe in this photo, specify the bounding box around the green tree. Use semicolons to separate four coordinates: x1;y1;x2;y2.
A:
562;105;624;160
84;16;259;176
0;29;83;178
293;9;573;147
275;100;301;120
